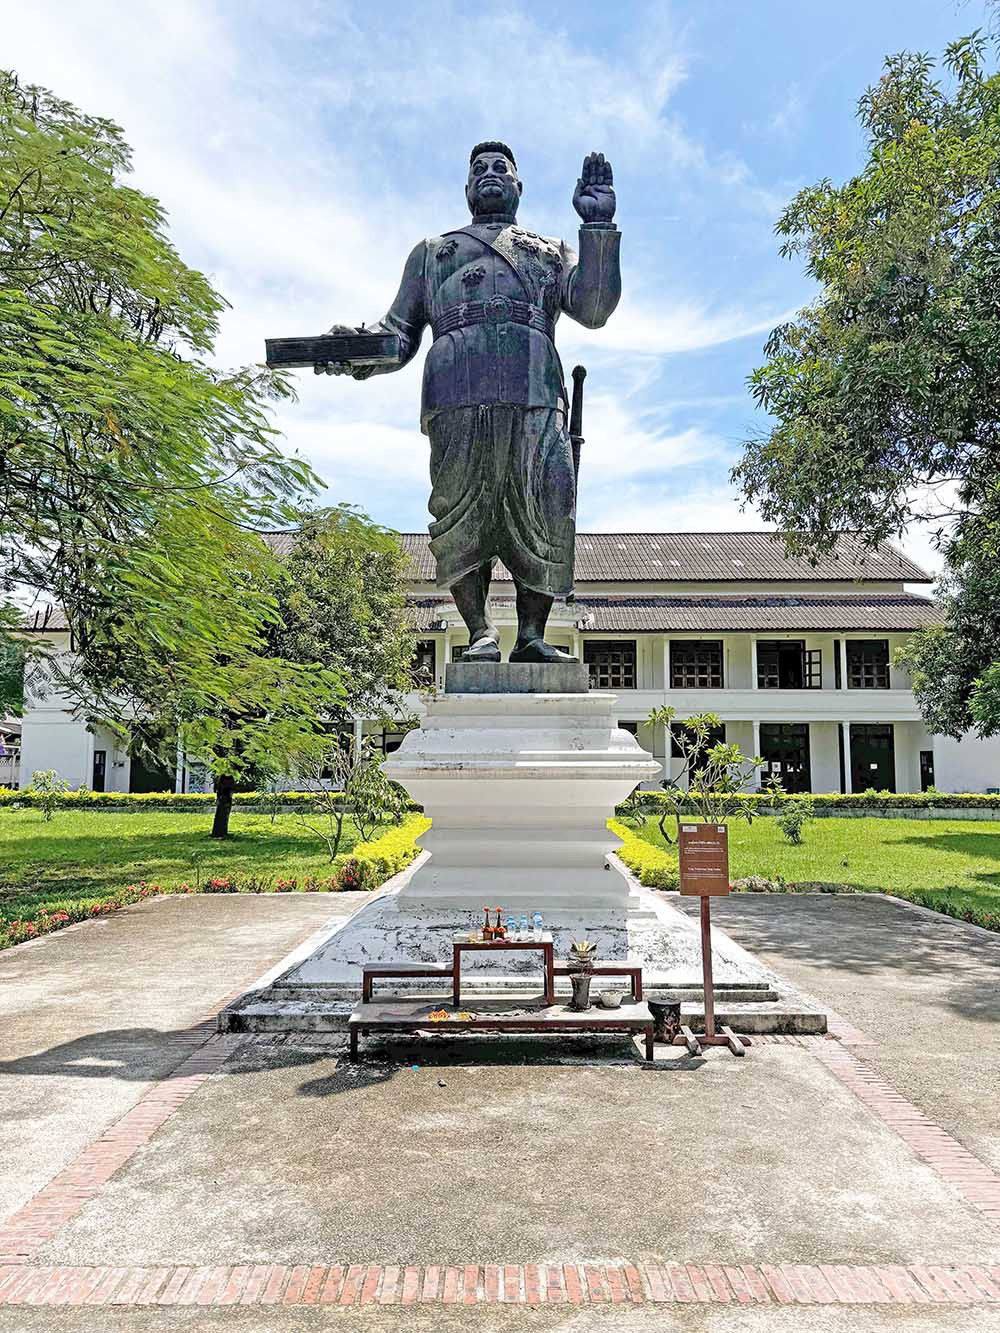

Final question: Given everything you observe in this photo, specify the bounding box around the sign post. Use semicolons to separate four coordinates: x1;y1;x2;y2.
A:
678;823;749;1057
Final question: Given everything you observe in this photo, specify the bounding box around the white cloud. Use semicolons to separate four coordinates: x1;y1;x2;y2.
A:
581;482;765;534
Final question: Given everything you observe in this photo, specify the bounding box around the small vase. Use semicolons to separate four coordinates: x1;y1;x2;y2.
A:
569;971;593;1012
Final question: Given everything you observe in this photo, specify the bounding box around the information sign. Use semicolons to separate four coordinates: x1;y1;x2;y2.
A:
678;823;730;897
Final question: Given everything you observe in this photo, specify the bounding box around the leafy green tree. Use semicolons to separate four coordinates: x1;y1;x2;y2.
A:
0;70;316;722
148;506;413;839
733;34;1000;736
268;506;414;727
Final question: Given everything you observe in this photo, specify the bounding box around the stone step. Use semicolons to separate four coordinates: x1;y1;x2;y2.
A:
264;982;780;1004
221;997;824;1036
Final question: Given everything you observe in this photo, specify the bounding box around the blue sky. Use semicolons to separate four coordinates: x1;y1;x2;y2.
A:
8;0;992;572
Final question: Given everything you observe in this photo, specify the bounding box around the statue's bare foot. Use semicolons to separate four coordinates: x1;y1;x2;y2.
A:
461;633;501;663
509;638;579;664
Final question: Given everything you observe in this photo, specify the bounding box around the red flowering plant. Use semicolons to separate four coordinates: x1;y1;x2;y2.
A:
202;876;235;894
337;858;368;891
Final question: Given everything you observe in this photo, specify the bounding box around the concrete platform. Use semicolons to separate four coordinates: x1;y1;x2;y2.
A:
217;869;828;1036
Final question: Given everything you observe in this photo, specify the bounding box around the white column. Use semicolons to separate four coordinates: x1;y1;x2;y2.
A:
662;639;670;696
352;716;364;761
751;720;762;791
751;638;758;689
572;629;581;661
842;722;853;794
174;735;185;794
839;638;849;690
443;628;452;681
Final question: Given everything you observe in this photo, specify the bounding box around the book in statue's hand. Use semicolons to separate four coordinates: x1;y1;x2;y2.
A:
264;331;401;369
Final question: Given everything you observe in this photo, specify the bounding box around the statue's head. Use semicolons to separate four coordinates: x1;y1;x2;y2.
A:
466;142;521;220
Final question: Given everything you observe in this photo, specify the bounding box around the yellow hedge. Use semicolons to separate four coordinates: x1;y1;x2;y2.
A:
608;818;679;889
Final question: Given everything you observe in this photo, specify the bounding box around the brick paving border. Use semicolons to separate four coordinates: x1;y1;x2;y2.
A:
0;1260;996;1307
812;1039;1000;1225
0;1025;242;1265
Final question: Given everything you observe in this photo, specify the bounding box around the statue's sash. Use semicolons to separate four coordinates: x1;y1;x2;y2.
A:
442;224;563;308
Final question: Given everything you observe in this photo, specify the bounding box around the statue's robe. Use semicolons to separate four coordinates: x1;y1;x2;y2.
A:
366;221;621;595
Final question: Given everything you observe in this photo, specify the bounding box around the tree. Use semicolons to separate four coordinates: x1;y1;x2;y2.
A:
267;506;415;728
293;738;408;861
732;33;1000;737
0;71;317;724
646;708;763;842
158;506;414;840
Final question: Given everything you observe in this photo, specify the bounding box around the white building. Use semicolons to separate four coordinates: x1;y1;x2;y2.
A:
14;531;1000;794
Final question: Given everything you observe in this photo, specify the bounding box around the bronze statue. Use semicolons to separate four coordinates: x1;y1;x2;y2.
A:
317;143;620;663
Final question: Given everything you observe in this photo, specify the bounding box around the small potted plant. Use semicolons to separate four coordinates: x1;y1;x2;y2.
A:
567;938;597;1010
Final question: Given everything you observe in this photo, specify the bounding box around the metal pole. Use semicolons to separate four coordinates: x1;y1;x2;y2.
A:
700;895;716;1039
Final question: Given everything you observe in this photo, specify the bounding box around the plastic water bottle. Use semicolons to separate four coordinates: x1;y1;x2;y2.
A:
533;912;544;940
519;914;529;941
505;916;517;940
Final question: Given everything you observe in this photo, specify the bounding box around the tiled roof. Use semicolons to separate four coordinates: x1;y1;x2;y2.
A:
20;605;71;633
408;594;942;634
392;531;930;583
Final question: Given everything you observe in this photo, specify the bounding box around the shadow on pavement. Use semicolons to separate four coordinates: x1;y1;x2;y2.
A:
0;1026;706;1088
671;894;1000;1022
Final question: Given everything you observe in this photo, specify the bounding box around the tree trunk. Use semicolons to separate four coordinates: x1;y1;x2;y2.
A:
211;774;235;839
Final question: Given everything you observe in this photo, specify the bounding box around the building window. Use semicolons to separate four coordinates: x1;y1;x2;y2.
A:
760;723;811;794
412;639;436;684
756;641;822;690
920;749;935;792
451;643;469;662
670;721;725;760
584;640;637;689
847;639;890;690
670;640;723;689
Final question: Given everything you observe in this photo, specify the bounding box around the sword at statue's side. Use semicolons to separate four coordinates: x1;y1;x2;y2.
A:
570;364;586;484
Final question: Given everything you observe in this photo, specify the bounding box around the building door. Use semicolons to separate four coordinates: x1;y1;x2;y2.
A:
851;724;896;792
92;749;106;792
759;723;811;793
920;750;935;791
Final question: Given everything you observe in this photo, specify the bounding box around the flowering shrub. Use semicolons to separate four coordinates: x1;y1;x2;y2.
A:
202;876;236;894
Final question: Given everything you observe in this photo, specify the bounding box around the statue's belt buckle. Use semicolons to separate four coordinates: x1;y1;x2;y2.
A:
485;295;514;322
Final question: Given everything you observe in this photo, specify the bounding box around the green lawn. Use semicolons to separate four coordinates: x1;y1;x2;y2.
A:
633;815;1000;924
0;809;367;919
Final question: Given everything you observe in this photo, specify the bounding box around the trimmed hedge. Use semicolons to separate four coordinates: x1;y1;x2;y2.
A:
0;814;429;953
629;790;1000;814
608;818;679;889
6;785;998;817
0;786;422;813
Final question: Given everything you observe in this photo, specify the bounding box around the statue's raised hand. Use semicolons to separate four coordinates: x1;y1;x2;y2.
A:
314;324;376;380
573;152;615;224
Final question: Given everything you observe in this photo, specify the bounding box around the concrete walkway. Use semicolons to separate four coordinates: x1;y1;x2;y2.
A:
0;891;997;1330
0;893;359;1219
671;893;1000;1172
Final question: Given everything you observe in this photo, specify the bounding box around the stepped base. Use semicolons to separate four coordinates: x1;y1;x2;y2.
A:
218;869;828;1038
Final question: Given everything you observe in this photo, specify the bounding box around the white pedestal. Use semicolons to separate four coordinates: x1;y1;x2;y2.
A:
383;687;661;909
